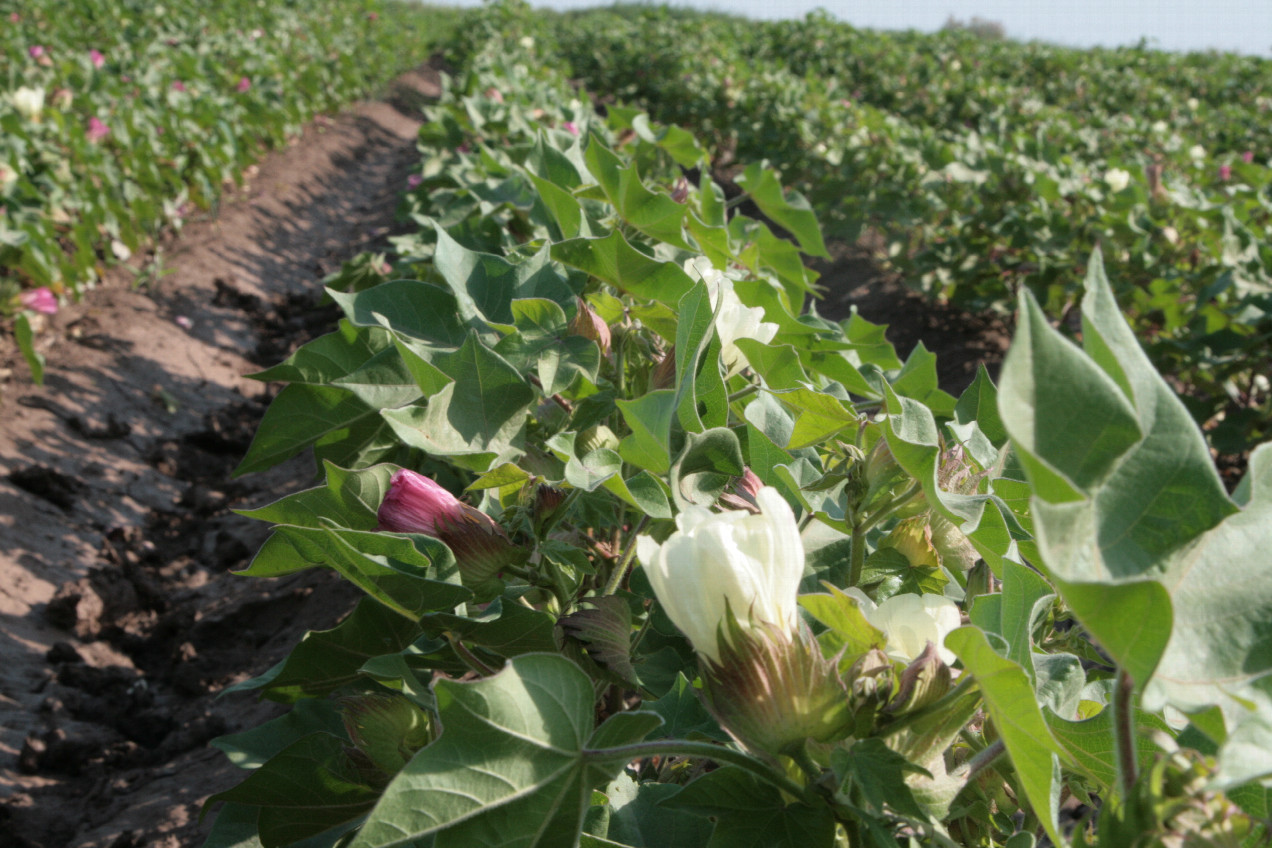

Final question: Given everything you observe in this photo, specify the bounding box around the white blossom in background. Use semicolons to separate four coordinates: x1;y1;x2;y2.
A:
10;87;44;122
1104;168;1131;193
848;590;961;665
683;257;778;377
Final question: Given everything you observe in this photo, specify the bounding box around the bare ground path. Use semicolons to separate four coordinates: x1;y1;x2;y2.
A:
0;67;440;848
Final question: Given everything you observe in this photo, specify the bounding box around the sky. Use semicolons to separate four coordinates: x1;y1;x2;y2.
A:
444;0;1272;57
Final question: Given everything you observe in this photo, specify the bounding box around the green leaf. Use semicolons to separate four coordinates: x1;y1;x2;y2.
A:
673;282;728;433
263;527;469;620
328;281;470;347
833;737;930;821
735;163;829;258
584;137;690;248
434;227;575;327
644;674;727;741
222;597;424;702
799;585;885;670
350;654;661;848
1045;705;1174;791
237;462;397;531
250;321;392;384
732;339;808;391
553;230;694;307
773;387;859;450
234;384;381;477
615;390;678;475
14;313;44;385
630;114;708;168
670;428;745;509
600;775;716;848
211;699;348;769
422;599;559;658
661;767;835;848
208;733;377;848
947;626;1066;846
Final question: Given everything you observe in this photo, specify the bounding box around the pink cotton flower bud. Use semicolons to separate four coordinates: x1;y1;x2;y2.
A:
86;117;110;142
562;121;579;136
236;77;252;93
406;174;423;189
28;45;45;59
570;298;611;355
1219;164;1232;181
1242;150;1255;164
367;11;379;21
377;469;525;596
89;49;105;69
719;467;765;513
670;176;691;203
172;80;187;93
20;287;58;315
483;87;504;103
9;13;20;23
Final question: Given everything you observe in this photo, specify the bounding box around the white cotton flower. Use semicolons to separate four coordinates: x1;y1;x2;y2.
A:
1187;97;1200;111
683;257;778;377
10;87;44;122
1103;168;1131;193
1189;144;1207;162
847;590;961;665
637;486;803;662
1162;226;1179;245
1152;120;1169;134
519;36;535;49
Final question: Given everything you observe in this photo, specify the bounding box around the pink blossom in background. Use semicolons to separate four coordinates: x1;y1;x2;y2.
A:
89;49;105;69
236;77;251;93
172;80;187;93
407;174;423;189
563;121;579;136
367;11;379;21
28;45;45;59
457;142;471;154
175;316;193;330
20;287;58;315
1219;164;1232;181
86;116;110;142
9;12;20;23
1243;151;1255;164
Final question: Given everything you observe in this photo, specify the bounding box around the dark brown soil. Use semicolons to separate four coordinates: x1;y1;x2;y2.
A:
0;66;1009;848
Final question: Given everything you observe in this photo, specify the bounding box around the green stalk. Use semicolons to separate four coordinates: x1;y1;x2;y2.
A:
583;739;813;804
603;515;650;596
1112;667;1138;798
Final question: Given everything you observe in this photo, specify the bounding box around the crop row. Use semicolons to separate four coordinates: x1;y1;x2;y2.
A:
498;4;1272;459
1;0;459;375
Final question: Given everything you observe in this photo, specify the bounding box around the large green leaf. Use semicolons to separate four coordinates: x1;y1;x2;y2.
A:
584;137;690;249
660;767;835;848
350;654;663;848
946;626;1066;847
434;227;576;327
237;462;397;531
552;229;694;307
734;163;829;259
235;384;384;477
998;254;1272;785
328;281;470;347
208;733;377;848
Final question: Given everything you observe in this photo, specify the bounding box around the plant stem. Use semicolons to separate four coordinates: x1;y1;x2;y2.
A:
584;739;812;804
858;480;923;535
964;739;1006;784
1112;667;1137;798
727;383;760;404
849;523;866;587
877;677;977;738
447;633;497;677
603;515;649;596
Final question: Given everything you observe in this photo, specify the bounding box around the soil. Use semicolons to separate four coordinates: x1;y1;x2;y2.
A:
0;66;1008;848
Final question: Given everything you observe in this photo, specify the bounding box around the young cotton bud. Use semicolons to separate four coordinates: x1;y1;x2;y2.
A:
377;469;525;595
650;346;677;390
570;298;611;355
885;642;952;715
719;467;765;513
340;693;431;784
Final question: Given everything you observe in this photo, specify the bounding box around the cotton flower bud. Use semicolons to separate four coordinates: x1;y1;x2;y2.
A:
526;482;567;529
963;560;994;608
570;298;611;355
19;287;58;315
576;424;620;455
885;642;952;715
339;693;431;783
849;647;896;706
718;467;765;513
51;88;73;110
377;469;525;596
670;176;691;203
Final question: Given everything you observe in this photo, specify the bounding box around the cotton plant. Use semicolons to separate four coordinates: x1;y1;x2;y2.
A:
683;255;778;377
